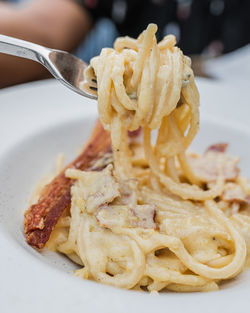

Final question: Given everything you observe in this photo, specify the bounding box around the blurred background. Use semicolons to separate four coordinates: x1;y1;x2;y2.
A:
0;0;249;87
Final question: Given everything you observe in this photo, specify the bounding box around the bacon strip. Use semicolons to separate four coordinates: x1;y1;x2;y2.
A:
24;120;111;249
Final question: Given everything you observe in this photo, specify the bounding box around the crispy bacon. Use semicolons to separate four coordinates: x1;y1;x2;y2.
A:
24;120;111;248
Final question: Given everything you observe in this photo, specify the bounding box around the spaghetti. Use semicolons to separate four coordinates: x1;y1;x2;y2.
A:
34;24;250;292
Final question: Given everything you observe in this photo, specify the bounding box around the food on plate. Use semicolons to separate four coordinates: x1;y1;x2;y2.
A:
24;24;250;292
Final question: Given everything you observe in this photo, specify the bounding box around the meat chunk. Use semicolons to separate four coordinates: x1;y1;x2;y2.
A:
130;205;156;229
222;183;250;204
205;143;228;153
97;204;156;229
128;127;142;138
188;144;239;182
66;164;120;213
114;179;138;206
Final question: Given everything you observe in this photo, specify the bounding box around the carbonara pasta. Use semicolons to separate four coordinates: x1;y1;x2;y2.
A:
45;24;250;292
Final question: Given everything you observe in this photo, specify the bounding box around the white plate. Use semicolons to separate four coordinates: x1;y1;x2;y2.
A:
0;78;250;313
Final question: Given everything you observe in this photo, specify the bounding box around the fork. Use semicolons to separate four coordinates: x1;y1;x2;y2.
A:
0;34;97;99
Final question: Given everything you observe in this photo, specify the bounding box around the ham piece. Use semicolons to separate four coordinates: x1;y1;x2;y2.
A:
188;143;239;182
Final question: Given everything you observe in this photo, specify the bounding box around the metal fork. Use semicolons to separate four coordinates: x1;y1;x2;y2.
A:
0;34;97;99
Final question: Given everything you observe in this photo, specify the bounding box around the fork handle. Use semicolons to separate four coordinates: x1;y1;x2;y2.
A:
0;34;49;64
